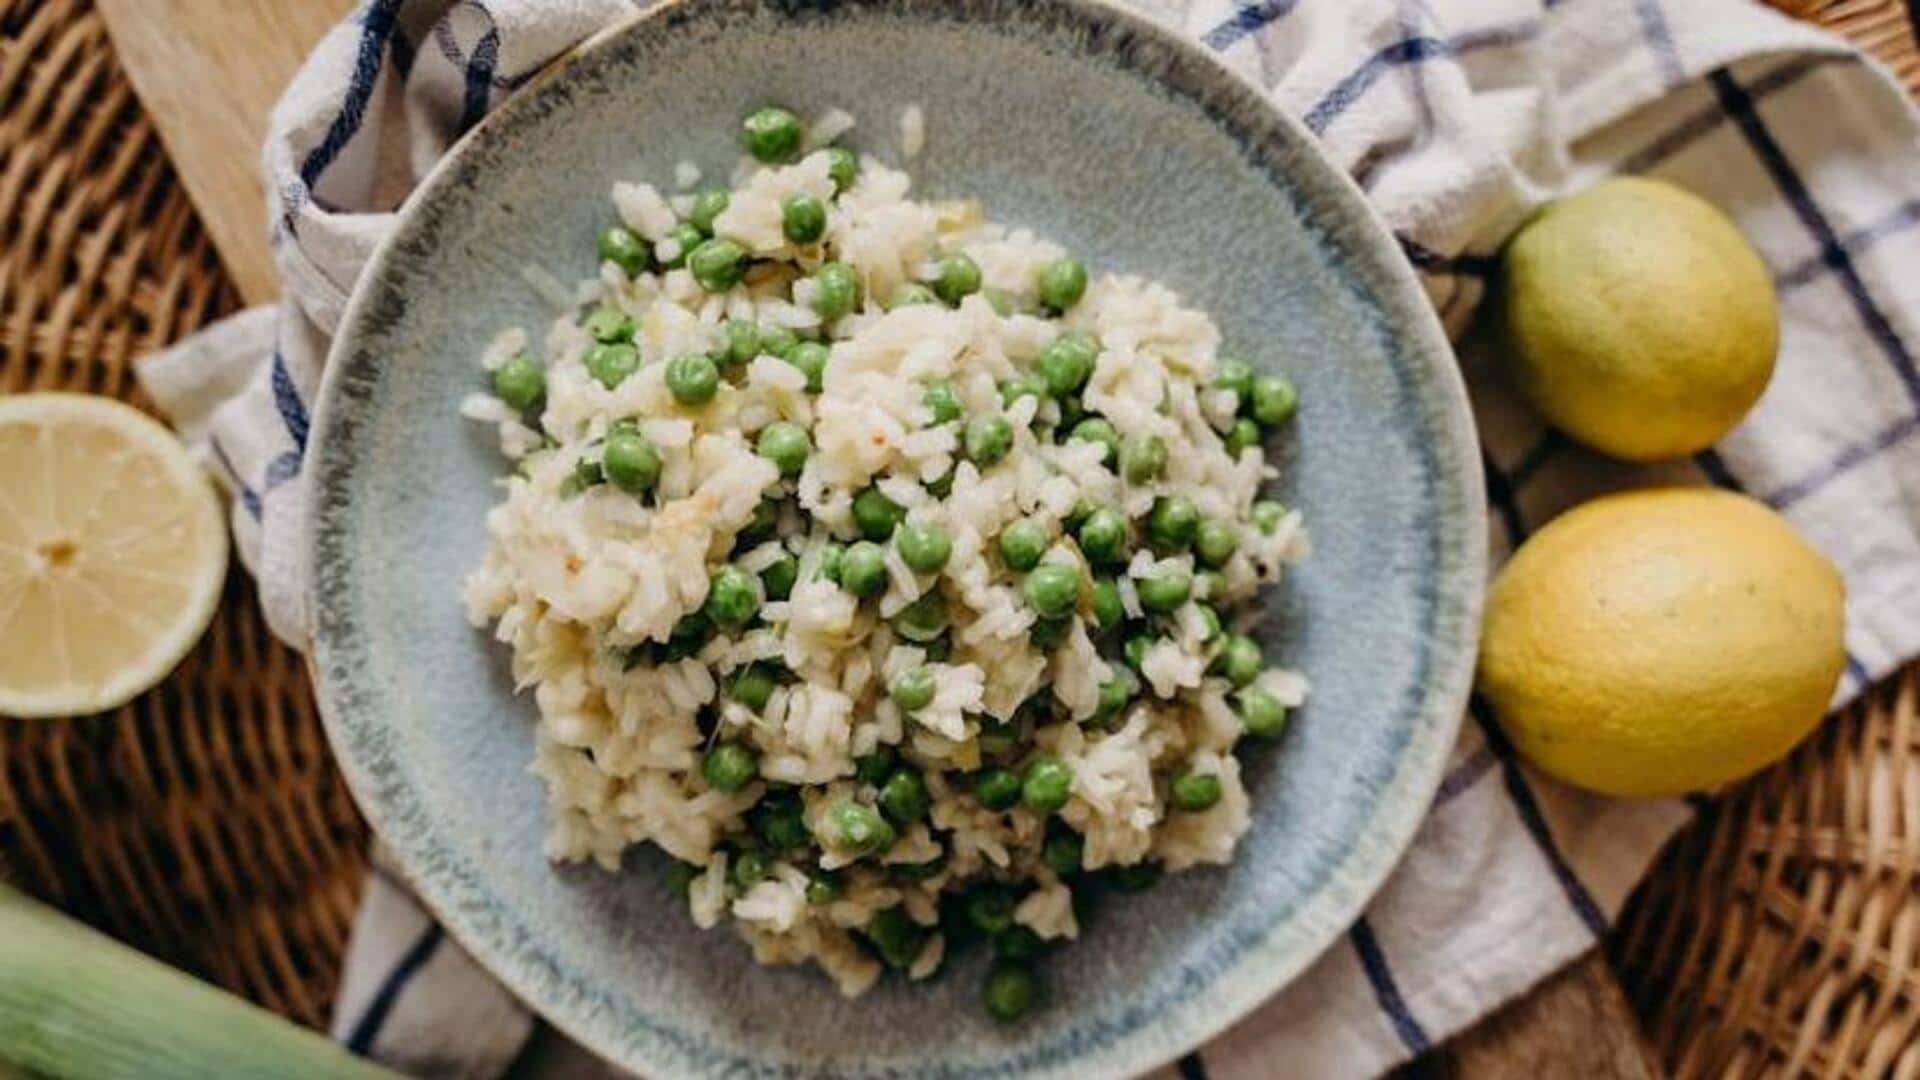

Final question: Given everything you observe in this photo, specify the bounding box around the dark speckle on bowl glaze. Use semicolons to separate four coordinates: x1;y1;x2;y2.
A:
306;1;1485;1076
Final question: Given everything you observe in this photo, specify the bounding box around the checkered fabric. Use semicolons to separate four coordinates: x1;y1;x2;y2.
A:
135;0;1920;1075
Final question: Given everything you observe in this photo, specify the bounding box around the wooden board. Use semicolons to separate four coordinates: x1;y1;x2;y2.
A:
95;0;355;304
91;2;1661;1073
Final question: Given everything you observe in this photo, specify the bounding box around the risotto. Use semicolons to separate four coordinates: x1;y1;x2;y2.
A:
462;105;1310;1020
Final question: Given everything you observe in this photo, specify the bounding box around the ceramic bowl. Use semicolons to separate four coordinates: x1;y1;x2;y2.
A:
307;1;1484;1075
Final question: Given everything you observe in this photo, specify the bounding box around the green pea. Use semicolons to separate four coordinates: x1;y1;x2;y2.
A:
810;262;862;320
730;663;778;711
688;188;730;234
755;421;810;478
701;742;758;791
852;488;903;541
891;591;950;643
1194;519;1238;568
926;468;956;499
982;287;1015;317
889;665;938;713
1214;634;1262;688
1021;754;1073;814
1146;495;1200;551
889;283;939;310
602;431;661;494
889;852;947;885
805;868;845;905
656;221;704;269
854;747;896;786
1120;435;1168;484
931;253;982;305
1069;417;1119;464
687;238;748;292
597;224;649;275
1033;332;1098;397
666;353;720;405
922;379;961;424
667;862;699;897
1197;604;1223;642
760;554;799;602
879;767;930;824
785;341;828;393
1109;860;1162;893
661;611;712;661
967;885;1018;933
923;634;952;663
1036;257;1088;312
1170;770;1223;812
1238;688;1288;737
973;765;1021;810
758;325;799;359
992;925;1042;961
1022;563;1080;619
1137;566;1191;614
1056;394;1086;431
817;542;847;584
781;192;827;244
584;342;640;389
1090;578;1124;631
739;497;782;544
977;719;1018;759
998;376;1045;408
583;305;635;343
896;521;951;574
822;800;895;858
1193;570;1225;604
741;106;803;163
718;320;759;368
1044;828;1085;875
1030;616;1071;651
865;906;926;969
964;414;1014;466
492;354;545;411
1096;672;1135;717
704;567;762;629
1123;633;1154;671
1076;508;1127;566
753;796;810;853
824;146;858;192
1251;500;1287;535
730;849;769;890
839;541;888;598
1224;417;1261;458
1214;355;1254;399
1250;374;1299;427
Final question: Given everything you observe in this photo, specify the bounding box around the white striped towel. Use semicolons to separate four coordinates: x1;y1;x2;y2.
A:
135;0;1920;1075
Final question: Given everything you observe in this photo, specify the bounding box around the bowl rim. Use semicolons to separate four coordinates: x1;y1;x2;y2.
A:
305;0;1486;1075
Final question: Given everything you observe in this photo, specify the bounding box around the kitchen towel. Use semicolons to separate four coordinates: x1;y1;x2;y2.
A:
136;0;1920;1076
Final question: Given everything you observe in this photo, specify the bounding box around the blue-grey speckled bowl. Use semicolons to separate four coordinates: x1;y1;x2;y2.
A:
307;1;1485;1076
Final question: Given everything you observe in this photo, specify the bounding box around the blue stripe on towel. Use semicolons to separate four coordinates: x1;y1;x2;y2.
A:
345;922;445;1055
1472;699;1609;937
1349;917;1431;1052
210;436;261;521
270;351;310;451
1634;0;1685;87
1710;69;1920;411
1176;1051;1210;1080
299;0;403;188
1201;0;1301;51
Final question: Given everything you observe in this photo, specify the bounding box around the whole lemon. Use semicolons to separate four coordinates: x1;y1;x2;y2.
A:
1493;177;1778;462
1478;488;1844;797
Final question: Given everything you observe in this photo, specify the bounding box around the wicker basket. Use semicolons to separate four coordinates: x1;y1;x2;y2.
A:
1;0;1916;1071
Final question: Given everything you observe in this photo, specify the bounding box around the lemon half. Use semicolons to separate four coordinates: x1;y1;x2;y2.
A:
0;394;228;718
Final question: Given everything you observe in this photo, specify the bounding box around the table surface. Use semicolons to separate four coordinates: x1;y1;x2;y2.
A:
4;0;1916;1076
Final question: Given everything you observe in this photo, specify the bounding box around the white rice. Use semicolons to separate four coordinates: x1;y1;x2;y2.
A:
462;108;1310;1002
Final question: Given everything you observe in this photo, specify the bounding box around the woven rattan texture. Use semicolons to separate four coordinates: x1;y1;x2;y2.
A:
0;0;1915;1066
0;0;368;1030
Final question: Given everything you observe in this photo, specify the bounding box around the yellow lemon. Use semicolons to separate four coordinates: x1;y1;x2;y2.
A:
1477;488;1844;796
1492;177;1778;462
0;394;228;718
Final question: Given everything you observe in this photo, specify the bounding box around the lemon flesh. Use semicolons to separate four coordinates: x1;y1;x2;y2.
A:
0;394;228;718
1494;177;1778;462
1477;488;1844;797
